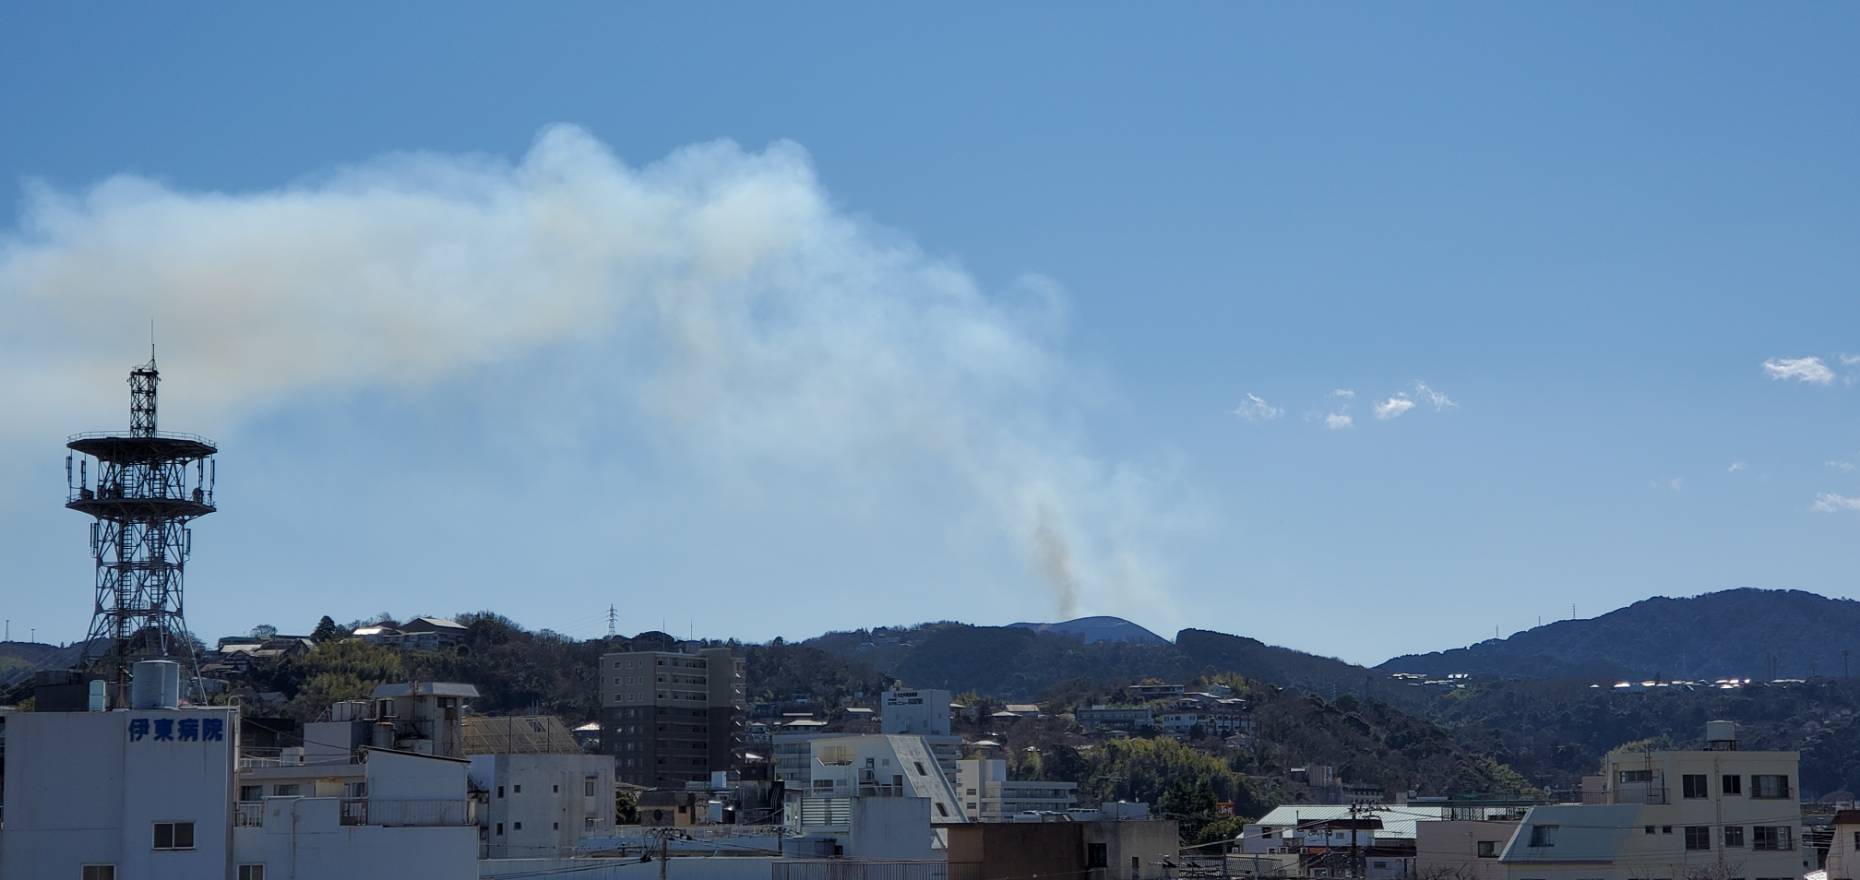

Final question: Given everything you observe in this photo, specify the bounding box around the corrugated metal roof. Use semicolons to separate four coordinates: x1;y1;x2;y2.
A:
1251;805;1519;841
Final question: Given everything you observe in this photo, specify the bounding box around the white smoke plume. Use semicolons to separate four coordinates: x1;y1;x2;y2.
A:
0;125;1181;625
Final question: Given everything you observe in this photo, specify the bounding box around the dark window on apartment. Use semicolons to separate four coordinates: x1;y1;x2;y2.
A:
586;778;599;797
1530;825;1558;847
82;867;116;880
1620;770;1653;783
238;867;266;880
1088;844;1108;869
1662;826;1673;835
934;803;949;818
1683;775;1709;798
497;786;504;798
914;761;928;776
513;784;522;794
552;784;559;793
1753;826;1793;851
1724;826;1744;848
152;821;195;851
495;823;503;835
1853;831;1860;848
1685;827;1711;850
1645;826;1655;835
1722;775;1742;795
1478;841;1499;858
1752;775;1791;799
514;821;523;831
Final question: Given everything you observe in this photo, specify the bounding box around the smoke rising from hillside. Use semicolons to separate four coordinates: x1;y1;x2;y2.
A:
0;124;1180;624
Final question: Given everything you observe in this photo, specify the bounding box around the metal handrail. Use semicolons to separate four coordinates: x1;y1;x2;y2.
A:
68;430;218;446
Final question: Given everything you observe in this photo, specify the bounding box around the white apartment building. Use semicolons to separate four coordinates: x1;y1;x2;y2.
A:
469;752;616;858
1502;722;1807;880
956;758;1079;820
881;688;952;736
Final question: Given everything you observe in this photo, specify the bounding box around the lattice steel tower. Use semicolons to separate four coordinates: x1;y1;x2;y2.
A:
65;348;217;702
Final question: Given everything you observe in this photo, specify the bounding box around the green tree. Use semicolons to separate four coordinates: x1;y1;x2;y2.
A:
312;616;341;643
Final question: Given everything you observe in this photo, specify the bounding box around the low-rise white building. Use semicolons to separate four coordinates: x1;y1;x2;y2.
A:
956;758;1079;821
469;752;616;858
881;688;953;737
2;702;239;880
1501;722;1807;880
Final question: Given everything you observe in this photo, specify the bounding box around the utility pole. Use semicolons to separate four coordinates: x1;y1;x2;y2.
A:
1348;803;1361;880
659;831;669;880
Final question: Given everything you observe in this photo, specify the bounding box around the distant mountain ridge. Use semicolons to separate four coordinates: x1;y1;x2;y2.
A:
1007;616;1170;646
1379;588;1860;681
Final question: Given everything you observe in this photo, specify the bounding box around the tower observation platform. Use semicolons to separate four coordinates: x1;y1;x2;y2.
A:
64;350;217;703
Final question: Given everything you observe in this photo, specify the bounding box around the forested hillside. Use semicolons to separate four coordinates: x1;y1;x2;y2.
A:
1382;589;1860;681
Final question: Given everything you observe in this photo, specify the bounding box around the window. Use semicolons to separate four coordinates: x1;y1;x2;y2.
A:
552;784;559;793
1529;825;1558;847
1723;826;1744;847
152;821;195;851
1685;827;1711;850
272;784;300;797
1853;831;1860;848
1683;775;1709;798
914;761;928;776
1752;826;1793;851
1662;826;1673;835
239;785;263;801
1751;775;1791;799
82;867;116;880
1645;826;1656;834
586;778;599;797
239;867;266;880
514;821;523;831
1087;841;1109;867
1722;775;1742;796
495;822;504;836
1620;769;1653;783
585;816;598;830
1478;841;1499;858
934;802;949;818
513;784;522;794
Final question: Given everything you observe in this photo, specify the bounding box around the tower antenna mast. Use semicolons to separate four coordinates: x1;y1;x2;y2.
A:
65;349;218;704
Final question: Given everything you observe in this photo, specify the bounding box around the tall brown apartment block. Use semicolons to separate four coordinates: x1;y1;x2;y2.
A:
599;639;745;788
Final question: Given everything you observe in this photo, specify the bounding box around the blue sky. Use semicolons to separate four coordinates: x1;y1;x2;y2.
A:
2;4;1857;665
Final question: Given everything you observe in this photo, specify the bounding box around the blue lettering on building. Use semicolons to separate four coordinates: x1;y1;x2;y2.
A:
127;715;225;744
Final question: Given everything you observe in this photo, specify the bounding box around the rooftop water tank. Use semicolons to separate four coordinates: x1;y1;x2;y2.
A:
130;660;182;710
1706;719;1739;749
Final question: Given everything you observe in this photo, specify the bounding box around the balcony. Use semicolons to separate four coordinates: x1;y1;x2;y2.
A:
231;798;476;828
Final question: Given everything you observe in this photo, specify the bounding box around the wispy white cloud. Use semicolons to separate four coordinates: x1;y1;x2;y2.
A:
1762;356;1835;385
1827;460;1857;473
1330;388;1355;400
1325;412;1354;431
1727;461;1746;473
1232;393;1283;422
1811;493;1860;513
1373;395;1416;420
1840;353;1860;367
1413;381;1456;411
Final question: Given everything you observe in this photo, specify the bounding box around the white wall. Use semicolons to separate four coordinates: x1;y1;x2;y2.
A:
232;797;477;880
881;690;952;736
1;707;236;880
475;752;617;858
481;856;777;880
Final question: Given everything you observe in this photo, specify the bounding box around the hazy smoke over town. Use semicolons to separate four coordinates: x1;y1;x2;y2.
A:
0;124;1179;626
